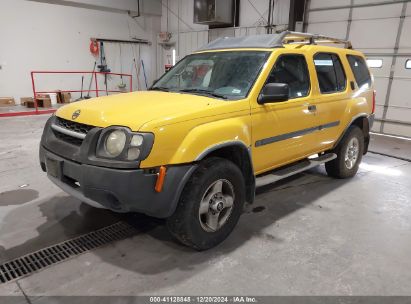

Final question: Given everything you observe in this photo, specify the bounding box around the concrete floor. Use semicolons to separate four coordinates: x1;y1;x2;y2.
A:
0;114;410;298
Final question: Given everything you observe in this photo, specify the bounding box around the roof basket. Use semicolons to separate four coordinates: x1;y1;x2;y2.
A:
278;31;353;49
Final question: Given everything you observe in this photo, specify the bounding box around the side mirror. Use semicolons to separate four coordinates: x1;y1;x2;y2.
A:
258;83;289;104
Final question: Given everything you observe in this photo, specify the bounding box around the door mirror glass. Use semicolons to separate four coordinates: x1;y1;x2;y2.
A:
258;83;289;104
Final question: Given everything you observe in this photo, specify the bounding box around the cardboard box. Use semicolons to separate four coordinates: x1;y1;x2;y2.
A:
54;91;71;104
36;97;52;108
25;101;35;108
31;94;52;108
61;92;71;103
25;99;50;108
20;97;34;106
0;97;16;107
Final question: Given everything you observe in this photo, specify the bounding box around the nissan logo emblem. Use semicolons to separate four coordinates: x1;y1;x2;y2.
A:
72;110;81;120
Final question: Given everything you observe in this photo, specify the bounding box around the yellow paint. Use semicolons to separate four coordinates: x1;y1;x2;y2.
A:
55;44;374;174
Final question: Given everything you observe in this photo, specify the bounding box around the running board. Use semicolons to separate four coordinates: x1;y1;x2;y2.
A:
255;153;337;188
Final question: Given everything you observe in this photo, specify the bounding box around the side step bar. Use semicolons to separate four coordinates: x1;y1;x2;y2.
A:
255;153;337;188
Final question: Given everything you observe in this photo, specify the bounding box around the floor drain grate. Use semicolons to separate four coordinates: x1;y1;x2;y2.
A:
0;221;137;283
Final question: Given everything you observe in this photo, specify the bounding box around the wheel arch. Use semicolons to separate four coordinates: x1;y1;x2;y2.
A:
196;141;256;204
334;114;370;154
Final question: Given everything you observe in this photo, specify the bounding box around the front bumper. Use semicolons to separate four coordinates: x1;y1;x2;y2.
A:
40;145;196;218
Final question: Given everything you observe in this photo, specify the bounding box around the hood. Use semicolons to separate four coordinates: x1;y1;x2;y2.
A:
55;91;220;131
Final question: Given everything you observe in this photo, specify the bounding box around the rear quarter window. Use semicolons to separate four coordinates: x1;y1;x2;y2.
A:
347;55;372;88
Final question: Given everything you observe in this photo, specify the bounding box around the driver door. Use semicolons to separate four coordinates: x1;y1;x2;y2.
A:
251;53;321;175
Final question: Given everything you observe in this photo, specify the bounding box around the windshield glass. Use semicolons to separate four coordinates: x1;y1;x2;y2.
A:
152;51;270;100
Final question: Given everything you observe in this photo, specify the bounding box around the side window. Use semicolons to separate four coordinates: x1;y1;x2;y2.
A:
314;53;346;94
348;55;372;88
266;54;310;99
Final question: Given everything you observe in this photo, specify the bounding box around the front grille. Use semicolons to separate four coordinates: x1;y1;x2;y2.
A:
0;222;137;283
53;131;84;146
56;117;94;135
53;117;95;146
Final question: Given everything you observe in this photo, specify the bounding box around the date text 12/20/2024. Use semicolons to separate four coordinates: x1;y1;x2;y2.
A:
149;297;258;303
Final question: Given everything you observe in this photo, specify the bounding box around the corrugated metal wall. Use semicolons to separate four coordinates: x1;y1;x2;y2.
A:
159;0;290;66
305;0;411;137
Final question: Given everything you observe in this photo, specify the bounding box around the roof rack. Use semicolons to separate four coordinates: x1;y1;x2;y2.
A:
279;31;353;49
197;31;352;51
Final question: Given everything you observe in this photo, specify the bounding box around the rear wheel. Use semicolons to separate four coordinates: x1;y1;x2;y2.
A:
325;126;364;178
167;157;245;251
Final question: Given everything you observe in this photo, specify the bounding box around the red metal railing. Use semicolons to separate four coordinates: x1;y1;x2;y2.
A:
0;70;133;118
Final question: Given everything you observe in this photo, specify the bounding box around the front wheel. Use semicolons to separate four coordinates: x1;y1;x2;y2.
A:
167;157;245;251
325;125;364;179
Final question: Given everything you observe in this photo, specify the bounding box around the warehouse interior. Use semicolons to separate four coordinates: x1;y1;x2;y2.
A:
0;0;411;300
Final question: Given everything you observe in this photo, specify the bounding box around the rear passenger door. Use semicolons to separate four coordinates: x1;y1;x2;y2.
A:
311;52;350;149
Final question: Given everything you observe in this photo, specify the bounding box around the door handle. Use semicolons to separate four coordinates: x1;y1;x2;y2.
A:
307;104;317;112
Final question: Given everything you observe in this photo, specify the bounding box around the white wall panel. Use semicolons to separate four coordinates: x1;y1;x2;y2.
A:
373;78;389;114
349;19;400;49
383;123;411;137
374;105;385;120
239;0;270;27
197;31;209;47
399;17;411;48
308;8;350;23
29;0;140;12
393;57;411;77
306;22;348;39
272;0;291;26
239;0;290;27
355;0;404;5
357;48;395;53
386;80;411;109
176;30;209;57
386;106;411;122
372;120;382;132
234;27;247;37
367;59;392;77
351;3;402;19
310;0;350;9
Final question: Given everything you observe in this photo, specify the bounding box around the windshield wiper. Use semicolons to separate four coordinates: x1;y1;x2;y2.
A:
149;86;170;92
179;89;227;100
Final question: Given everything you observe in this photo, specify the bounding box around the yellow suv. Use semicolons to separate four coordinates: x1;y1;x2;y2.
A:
40;32;375;250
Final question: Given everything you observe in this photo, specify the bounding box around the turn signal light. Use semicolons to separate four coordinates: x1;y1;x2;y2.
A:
372;90;376;114
155;166;167;193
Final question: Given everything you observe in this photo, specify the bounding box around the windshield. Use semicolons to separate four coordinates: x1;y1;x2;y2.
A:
152;51;270;100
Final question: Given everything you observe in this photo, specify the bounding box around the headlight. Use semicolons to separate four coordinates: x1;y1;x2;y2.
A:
105;130;127;157
96;127;154;162
127;135;143;160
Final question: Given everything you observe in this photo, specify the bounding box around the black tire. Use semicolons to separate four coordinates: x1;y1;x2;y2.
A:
325;125;364;179
167;157;245;251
